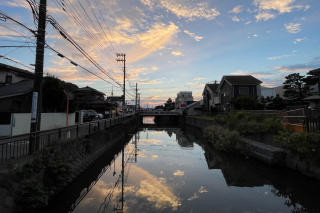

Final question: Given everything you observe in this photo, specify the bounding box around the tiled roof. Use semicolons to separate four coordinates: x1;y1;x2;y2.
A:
74;86;105;96
207;84;219;92
0;80;33;98
0;63;34;77
223;75;262;85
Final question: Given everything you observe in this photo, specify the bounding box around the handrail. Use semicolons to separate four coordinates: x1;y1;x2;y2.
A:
0;114;135;163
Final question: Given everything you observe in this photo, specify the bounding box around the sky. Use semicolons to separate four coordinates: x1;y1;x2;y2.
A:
0;0;320;107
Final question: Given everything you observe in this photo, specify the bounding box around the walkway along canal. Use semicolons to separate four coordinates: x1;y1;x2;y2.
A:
37;116;320;213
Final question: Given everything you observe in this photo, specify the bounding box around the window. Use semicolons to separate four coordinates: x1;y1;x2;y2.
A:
5;75;12;83
239;87;249;95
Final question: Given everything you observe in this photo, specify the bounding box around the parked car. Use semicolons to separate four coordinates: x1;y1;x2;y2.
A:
82;110;102;122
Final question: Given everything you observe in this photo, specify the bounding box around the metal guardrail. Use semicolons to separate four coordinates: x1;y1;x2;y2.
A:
0;114;135;163
139;111;180;116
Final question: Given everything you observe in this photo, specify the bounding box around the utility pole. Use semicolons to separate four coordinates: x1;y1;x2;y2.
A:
116;53;126;113
30;0;47;153
135;83;138;112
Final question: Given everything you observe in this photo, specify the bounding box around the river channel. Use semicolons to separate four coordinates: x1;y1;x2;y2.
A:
41;116;320;213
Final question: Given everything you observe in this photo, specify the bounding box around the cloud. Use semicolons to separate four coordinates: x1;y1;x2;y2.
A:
267;54;294;60
293;38;306;43
171;51;184;56
139;79;163;85
272;65;314;72
231;16;240;22
254;0;306;13
194;77;206;81
141;0;220;21
0;0;30;9
173;170;184;176
152;89;162;92
255;12;276;21
187;186;208;201
231;70;275;78
285;23;301;33
152;66;158;70
253;0;309;21
184;30;204;42
229;5;244;14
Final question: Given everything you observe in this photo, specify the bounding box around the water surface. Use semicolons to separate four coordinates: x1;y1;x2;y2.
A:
43;117;320;213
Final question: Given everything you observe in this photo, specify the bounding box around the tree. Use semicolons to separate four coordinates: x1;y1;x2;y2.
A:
42;76;78;112
154;105;164;110
283;73;309;101
42;76;65;112
304;68;320;95
266;95;286;110
164;98;175;111
229;95;263;110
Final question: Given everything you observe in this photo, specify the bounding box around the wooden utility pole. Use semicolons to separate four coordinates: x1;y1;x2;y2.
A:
29;0;47;153
116;53;126;113
135;83;138;112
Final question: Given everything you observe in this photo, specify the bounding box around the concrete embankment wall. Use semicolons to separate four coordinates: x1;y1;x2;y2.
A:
0;115;140;213
185;116;320;181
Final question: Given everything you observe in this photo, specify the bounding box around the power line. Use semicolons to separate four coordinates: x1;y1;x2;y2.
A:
45;44;120;87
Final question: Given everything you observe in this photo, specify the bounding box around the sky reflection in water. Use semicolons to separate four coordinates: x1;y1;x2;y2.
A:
68;121;320;213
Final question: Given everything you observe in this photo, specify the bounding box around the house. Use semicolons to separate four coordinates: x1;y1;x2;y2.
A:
73;86;110;115
185;101;202;116
175;91;193;109
0;63;35;113
106;96;124;114
217;75;262;110
0;63;34;87
202;81;220;112
0;80;34;113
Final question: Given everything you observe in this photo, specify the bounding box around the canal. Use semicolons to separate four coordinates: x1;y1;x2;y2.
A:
41;116;320;213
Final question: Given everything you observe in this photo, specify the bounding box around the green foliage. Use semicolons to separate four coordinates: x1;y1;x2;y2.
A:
203;125;242;151
164;98;175;111
214;111;283;136
43;156;74;190
229;95;263;110
274;131;320;159
16;181;47;211
283;73;310;101
42;76;65;112
14;150;74;211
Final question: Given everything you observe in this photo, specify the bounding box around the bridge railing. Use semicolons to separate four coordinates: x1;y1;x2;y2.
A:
139;111;180;116
0;114;135;163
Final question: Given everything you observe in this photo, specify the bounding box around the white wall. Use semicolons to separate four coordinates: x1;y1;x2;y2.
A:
0;125;12;137
11;113;75;136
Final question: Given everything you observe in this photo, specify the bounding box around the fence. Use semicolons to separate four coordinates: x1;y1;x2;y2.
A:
305;109;320;132
279;108;320;133
0;114;136;163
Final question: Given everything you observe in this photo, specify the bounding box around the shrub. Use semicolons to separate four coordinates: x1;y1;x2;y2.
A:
274;131;320;159
203;125;242;151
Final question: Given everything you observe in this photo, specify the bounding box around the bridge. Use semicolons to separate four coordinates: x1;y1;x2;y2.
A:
139;111;180;116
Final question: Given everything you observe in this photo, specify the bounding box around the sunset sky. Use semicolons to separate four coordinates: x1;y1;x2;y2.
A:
1;0;319;107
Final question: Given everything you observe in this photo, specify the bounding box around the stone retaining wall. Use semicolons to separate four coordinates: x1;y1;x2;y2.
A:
185;116;320;181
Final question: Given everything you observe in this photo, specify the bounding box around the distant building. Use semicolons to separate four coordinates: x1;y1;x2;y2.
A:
261;86;276;98
175;91;193;109
273;85;286;99
73;86;110;115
